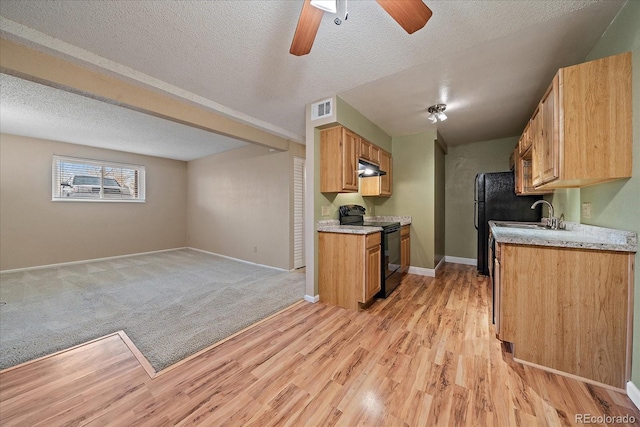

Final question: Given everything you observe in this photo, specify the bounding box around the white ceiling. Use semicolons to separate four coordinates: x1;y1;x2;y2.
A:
0;0;626;158
0;73;248;161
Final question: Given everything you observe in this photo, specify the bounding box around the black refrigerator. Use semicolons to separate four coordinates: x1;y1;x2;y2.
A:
474;171;542;275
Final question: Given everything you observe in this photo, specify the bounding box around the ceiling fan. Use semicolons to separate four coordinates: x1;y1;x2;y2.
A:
290;0;433;56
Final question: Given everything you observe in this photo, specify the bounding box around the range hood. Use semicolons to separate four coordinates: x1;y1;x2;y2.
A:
358;159;387;177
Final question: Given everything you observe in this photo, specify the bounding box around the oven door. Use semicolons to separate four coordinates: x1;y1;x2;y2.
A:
385;228;401;276
379;228;402;298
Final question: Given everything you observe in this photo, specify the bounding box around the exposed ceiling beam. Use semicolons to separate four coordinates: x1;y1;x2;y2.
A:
0;38;292;152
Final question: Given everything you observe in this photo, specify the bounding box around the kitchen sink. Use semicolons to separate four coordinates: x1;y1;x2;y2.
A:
493;221;562;230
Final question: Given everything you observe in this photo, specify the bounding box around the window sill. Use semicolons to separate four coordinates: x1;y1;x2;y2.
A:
51;198;146;203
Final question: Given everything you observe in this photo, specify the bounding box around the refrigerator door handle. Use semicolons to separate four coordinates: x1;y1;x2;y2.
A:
474;174;479;230
474;202;478;230
474;174;478;202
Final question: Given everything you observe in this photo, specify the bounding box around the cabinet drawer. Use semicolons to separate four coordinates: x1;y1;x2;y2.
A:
400;225;410;237
366;232;381;248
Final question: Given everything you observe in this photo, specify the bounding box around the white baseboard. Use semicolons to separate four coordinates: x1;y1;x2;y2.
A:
627;381;640;410
0;247;188;274
1;247;292;275
444;256;476;266
304;294;320;303
407;266;436;277
407;257;446;278
188;247;288;272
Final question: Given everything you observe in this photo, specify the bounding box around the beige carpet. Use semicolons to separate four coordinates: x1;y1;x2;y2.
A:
0;249;305;371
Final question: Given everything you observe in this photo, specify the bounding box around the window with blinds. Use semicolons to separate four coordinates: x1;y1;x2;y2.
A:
52;155;146;202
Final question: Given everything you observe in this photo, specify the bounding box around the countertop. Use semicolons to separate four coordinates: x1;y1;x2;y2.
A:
489;221;637;253
317;216;412;235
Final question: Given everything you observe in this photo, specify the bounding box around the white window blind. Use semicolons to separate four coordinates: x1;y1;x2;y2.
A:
52;155;146;202
293;156;305;269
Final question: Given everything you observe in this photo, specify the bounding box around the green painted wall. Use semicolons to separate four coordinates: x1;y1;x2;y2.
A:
444;136;517;259
335;97;392;152
375;131;439;269
547;189;581;222
434;133;446;266
566;0;640;386
312;97;393;294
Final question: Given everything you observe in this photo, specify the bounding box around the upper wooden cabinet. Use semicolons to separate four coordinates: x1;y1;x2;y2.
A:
320;126;359;193
361;149;392;197
530;52;632;189
514;119;553;196
531;75;560;186
321;125;392;195
518;121;532;156
359;138;380;165
515;150;553;196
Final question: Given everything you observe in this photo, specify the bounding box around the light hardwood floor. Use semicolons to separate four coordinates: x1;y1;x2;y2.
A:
1;263;638;426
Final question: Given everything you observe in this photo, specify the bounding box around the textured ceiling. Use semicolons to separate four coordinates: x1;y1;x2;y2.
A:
0;0;626;157
0;74;247;161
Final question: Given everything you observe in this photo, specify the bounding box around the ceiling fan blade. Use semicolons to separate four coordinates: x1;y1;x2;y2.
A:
376;0;433;34
290;0;324;56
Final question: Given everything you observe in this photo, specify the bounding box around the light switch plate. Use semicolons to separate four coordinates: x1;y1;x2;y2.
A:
322;206;331;216
582;202;592;218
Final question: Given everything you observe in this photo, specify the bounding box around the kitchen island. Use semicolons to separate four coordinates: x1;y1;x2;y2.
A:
489;221;637;390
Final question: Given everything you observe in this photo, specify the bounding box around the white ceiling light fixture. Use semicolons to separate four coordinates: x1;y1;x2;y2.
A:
310;0;337;13
427;104;447;123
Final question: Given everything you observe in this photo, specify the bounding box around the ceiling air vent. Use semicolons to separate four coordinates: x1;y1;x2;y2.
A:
311;98;333;121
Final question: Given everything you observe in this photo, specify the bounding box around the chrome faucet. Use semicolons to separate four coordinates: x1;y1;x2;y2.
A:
531;200;561;229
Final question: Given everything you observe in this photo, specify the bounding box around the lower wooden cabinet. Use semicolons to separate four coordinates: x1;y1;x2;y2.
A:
495;243;634;389
400;225;410;274
364;243;382;303
318;232;382;310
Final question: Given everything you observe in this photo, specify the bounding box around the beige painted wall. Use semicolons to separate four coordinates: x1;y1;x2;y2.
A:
0;133;188;270
187;144;291;270
444;136;517;259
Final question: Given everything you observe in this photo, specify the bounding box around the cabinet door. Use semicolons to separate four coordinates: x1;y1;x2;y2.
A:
380;150;392;196
369;144;381;165
530;107;543;186
342;128;359;191
358;138;371;161
364;244;381;302
401;235;410;274
359;138;380;165
539;75;559;184
514;147;523;194
494;255;502;340
519;122;532;155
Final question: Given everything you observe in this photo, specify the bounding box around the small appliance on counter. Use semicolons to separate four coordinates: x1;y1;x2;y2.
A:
338;205;402;298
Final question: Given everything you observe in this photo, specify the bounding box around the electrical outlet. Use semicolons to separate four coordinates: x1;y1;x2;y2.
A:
322;205;331;216
582;202;592;219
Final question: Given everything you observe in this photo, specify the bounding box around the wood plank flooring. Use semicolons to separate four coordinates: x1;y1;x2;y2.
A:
1;263;638;426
